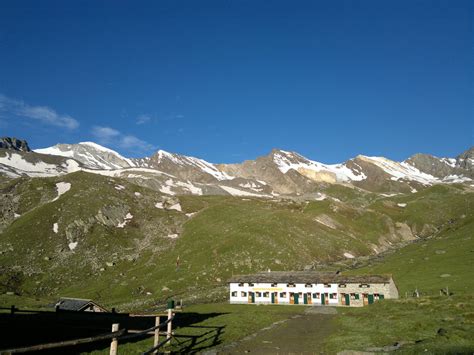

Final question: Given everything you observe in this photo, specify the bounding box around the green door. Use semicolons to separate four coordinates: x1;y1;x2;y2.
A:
303;293;308;304
368;294;374;304
271;293;275;304
345;294;350;306
321;293;325;305
379;294;384;300
294;293;299;305
250;292;255;303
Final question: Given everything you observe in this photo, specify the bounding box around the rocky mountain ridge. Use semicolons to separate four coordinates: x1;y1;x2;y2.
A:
0;137;31;152
0;138;472;196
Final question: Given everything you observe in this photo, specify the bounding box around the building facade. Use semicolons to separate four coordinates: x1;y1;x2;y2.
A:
229;271;398;307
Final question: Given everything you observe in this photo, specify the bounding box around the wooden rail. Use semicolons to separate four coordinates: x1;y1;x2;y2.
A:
0;306;176;355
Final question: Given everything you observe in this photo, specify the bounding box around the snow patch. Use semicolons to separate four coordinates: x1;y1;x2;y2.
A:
115;185;125;191
166;234;179;239
314;193;326;201
159;185;175;195
117;212;133;228
168;203;182;212
397;203;407;208
155;202;164;209
159;178;202;195
68;242;78;251
220;185;267;197
186;212;197;218
53;182;71;201
343;252;355;259
53;223;59;234
442;175;472;183
14;213;21;218
134;192;141;197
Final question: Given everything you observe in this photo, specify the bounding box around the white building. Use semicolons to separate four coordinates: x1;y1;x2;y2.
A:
229;271;398;307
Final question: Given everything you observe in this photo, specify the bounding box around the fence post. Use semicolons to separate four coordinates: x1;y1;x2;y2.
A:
166;309;173;343
11;305;16;314
110;323;119;355
153;316;160;354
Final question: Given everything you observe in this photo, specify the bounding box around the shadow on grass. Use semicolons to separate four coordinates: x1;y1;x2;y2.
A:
171;312;228;353
0;310;227;354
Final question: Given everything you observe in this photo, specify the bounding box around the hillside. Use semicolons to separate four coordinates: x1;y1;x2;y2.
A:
324;202;474;353
0;169;472;311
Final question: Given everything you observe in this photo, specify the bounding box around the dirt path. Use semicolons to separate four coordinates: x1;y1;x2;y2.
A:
218;307;337;354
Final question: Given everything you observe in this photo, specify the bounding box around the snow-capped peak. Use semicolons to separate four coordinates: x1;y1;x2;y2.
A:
35;142;136;170
356;155;439;184
155;149;233;181
272;149;366;182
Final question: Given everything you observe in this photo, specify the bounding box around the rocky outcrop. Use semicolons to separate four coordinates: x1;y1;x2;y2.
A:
0;137;31;152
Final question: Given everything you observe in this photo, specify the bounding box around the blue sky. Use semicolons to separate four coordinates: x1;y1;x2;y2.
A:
0;0;472;163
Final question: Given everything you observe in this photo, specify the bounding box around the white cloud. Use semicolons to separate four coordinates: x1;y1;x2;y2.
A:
91;126;120;143
136;114;151;125
91;126;155;152
0;94;79;129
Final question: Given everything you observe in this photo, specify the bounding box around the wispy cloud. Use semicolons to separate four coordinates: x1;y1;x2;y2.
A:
136;114;151;125
91;126;155;153
0;94;79;130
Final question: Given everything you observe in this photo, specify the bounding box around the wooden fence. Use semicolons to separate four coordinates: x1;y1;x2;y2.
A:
0;306;176;354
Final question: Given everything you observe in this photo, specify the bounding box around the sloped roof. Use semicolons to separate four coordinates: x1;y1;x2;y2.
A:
228;271;392;284
55;297;108;312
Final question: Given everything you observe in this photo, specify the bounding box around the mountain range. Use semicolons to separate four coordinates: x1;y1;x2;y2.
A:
0;136;473;314
1;137;472;197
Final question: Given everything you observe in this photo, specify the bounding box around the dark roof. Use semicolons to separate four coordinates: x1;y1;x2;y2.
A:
55;297;108;312
228;271;392;284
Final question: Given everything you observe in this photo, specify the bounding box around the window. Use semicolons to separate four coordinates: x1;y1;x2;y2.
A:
238;283;244;287
339;284;346;288
359;284;370;288
248;283;254;287
279;292;287;298
271;283;278;287
263;292;269;298
256;292;262;297
231;291;237;297
313;292;320;299
305;283;312;288
329;293;337;299
287;283;296;288
350;293;359;300
298;292;303;298
324;284;331;288
241;291;247;297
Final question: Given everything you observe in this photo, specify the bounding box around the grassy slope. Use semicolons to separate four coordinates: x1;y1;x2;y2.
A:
325;194;474;353
1;175;472;311
1;173;473;353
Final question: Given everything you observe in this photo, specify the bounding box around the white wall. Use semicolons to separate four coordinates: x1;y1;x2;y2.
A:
229;282;339;305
